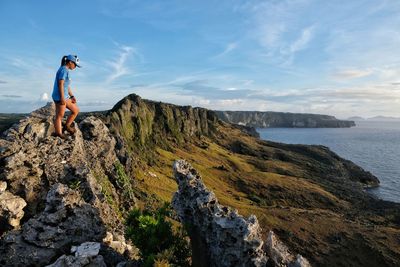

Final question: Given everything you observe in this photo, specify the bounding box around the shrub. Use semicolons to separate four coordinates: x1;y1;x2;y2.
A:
126;203;191;267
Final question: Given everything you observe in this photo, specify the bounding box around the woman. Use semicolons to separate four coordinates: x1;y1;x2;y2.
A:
51;55;81;139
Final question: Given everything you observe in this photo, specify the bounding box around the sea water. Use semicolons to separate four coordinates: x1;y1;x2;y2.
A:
257;121;400;203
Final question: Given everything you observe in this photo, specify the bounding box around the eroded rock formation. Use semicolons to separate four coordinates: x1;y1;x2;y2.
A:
0;184;26;230
0;103;138;266
172;159;310;267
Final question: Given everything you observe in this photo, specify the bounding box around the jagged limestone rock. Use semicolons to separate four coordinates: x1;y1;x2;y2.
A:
0;181;7;193
0;190;27;230
0;183;105;266
172;159;268;267
0;103;138;266
72;242;101;257
103;231;139;257
46;254;107;267
172;160;312;267
266;231;311;267
0;103;131;225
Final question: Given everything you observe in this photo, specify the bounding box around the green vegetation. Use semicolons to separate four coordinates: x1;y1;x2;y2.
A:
68;179;82;190
92;170;124;219
115;161;136;202
125;203;191;267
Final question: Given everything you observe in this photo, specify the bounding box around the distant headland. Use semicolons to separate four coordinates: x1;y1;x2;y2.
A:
215;110;356;128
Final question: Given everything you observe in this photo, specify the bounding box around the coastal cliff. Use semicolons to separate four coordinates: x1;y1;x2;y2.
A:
1;94;399;266
215;111;356;128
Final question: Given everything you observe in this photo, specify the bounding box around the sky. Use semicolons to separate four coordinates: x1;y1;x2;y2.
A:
0;0;400;118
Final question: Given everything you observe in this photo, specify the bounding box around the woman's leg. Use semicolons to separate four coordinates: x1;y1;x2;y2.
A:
65;99;80;127
54;103;66;135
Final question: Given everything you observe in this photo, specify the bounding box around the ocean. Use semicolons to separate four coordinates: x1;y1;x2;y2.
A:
257;121;400;203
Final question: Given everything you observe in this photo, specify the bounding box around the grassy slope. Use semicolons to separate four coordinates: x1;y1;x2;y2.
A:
127;121;400;267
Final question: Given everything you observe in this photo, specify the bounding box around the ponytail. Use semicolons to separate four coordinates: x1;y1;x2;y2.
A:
60;55;68;66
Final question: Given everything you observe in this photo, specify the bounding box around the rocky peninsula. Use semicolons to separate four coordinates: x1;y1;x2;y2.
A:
1;94;399;266
215;111;356;128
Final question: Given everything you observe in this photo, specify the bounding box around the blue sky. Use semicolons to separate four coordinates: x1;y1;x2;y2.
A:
0;0;399;118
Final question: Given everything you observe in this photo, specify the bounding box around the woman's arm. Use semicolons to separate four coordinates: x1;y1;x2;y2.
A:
58;80;66;105
68;87;76;103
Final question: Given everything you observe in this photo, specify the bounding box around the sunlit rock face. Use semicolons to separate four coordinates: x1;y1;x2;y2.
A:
172;159;311;267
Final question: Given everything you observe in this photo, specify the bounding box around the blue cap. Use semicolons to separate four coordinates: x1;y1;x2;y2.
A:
66;55;81;68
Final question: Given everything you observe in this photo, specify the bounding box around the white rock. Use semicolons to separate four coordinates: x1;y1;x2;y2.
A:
102;231;113;244
110;241;126;254
0;191;27;227
74;242;101;257
0;181;7;194
266;231;312;267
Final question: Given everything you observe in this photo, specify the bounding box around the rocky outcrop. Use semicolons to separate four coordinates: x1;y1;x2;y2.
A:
0;183;26;230
105;94;219;149
172;160;310;267
215;111;355;128
0;184;105;266
46;242;106;267
0;103;138;266
266;231;311;267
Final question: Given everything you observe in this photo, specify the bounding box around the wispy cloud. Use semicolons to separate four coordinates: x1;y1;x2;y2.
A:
243;0;315;66
173;79;256;100
0;80;7;84
333;68;373;80
281;25;316;66
212;42;238;59
106;44;136;83
324;4;400;73
2;94;22;98
289;26;314;54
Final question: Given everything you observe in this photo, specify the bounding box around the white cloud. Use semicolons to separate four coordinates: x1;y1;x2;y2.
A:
40;93;49;101
241;79;254;86
192;98;210;106
106;44;135;83
289;26;315;54
217;99;244;106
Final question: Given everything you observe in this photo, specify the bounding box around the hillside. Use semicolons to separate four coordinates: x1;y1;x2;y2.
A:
102;94;399;266
1;94;399;266
215;111;356;128
0;113;27;133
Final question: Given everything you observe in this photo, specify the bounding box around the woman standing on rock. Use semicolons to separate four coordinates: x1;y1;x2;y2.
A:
51;55;81;139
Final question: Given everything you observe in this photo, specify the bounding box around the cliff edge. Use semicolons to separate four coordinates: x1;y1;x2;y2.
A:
215;111;355;128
